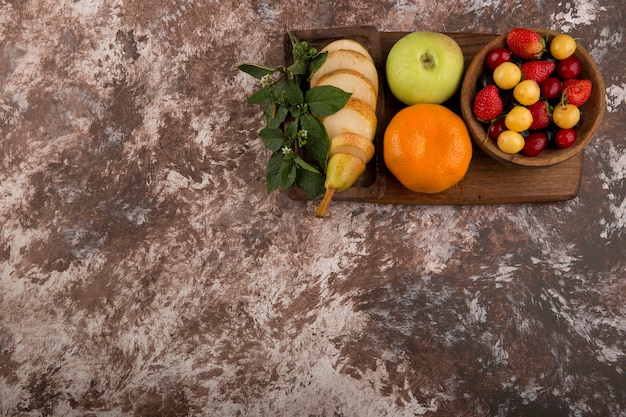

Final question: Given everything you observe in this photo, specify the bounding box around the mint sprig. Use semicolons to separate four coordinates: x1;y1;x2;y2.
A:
238;33;351;200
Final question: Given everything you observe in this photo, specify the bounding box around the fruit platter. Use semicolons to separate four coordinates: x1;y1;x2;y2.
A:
238;26;603;212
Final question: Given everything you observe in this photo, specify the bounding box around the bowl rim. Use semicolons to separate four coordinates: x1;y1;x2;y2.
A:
460;28;606;167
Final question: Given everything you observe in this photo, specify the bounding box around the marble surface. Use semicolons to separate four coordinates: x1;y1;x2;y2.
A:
1;1;625;416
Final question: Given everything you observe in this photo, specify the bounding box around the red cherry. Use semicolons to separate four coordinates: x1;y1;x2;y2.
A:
485;47;512;71
555;128;577;148
540;77;563;99
523;132;548;157
487;118;507;141
557;55;581;79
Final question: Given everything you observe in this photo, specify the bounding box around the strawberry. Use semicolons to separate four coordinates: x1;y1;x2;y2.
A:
528;100;552;130
506;28;546;60
473;84;503;122
521;60;556;84
562;79;592;106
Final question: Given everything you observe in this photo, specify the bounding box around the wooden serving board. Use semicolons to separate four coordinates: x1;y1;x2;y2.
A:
286;28;583;205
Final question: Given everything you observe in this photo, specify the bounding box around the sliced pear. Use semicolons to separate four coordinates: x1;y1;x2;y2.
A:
329;132;375;164
322;97;377;142
320;39;374;63
314;69;378;110
315;152;367;217
310;50;379;94
324;153;366;192
315;133;376;218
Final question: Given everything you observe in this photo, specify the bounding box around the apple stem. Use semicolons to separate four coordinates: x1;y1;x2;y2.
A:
315;188;336;218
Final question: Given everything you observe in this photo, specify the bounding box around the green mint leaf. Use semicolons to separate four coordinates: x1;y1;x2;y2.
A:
296;168;326;200
271;106;289;127
238;63;276;80
284;80;304;105
266;151;284;194
288;59;308;76
285;119;299;140
306;85;351;117
263;102;288;129
247;87;270;104
263;102;274;124
300;113;329;172
308;52;328;79
290;103;308;118
294;156;320;173
259;127;285;152
271;79;287;104
280;155;297;189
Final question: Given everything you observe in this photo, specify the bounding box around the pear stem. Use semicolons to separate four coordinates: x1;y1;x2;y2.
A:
315;188;336;218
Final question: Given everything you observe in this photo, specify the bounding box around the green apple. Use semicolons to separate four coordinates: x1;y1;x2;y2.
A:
385;31;464;105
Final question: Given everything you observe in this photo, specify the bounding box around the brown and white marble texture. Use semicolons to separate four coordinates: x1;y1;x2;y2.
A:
1;1;624;416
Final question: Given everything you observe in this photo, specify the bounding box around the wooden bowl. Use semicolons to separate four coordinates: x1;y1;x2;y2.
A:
460;28;605;167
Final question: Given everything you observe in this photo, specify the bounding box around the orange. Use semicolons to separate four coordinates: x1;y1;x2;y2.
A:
383;103;472;193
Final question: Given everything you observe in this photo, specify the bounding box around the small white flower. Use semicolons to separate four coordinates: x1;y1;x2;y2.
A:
261;74;273;87
281;146;292;155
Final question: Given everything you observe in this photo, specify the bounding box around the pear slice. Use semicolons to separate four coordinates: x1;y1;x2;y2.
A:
329;132;375;164
316;133;375;218
315;153;365;217
322;97;377;142
314;69;378;110
324;153;366;192
310;50;379;94
320;39;374;63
